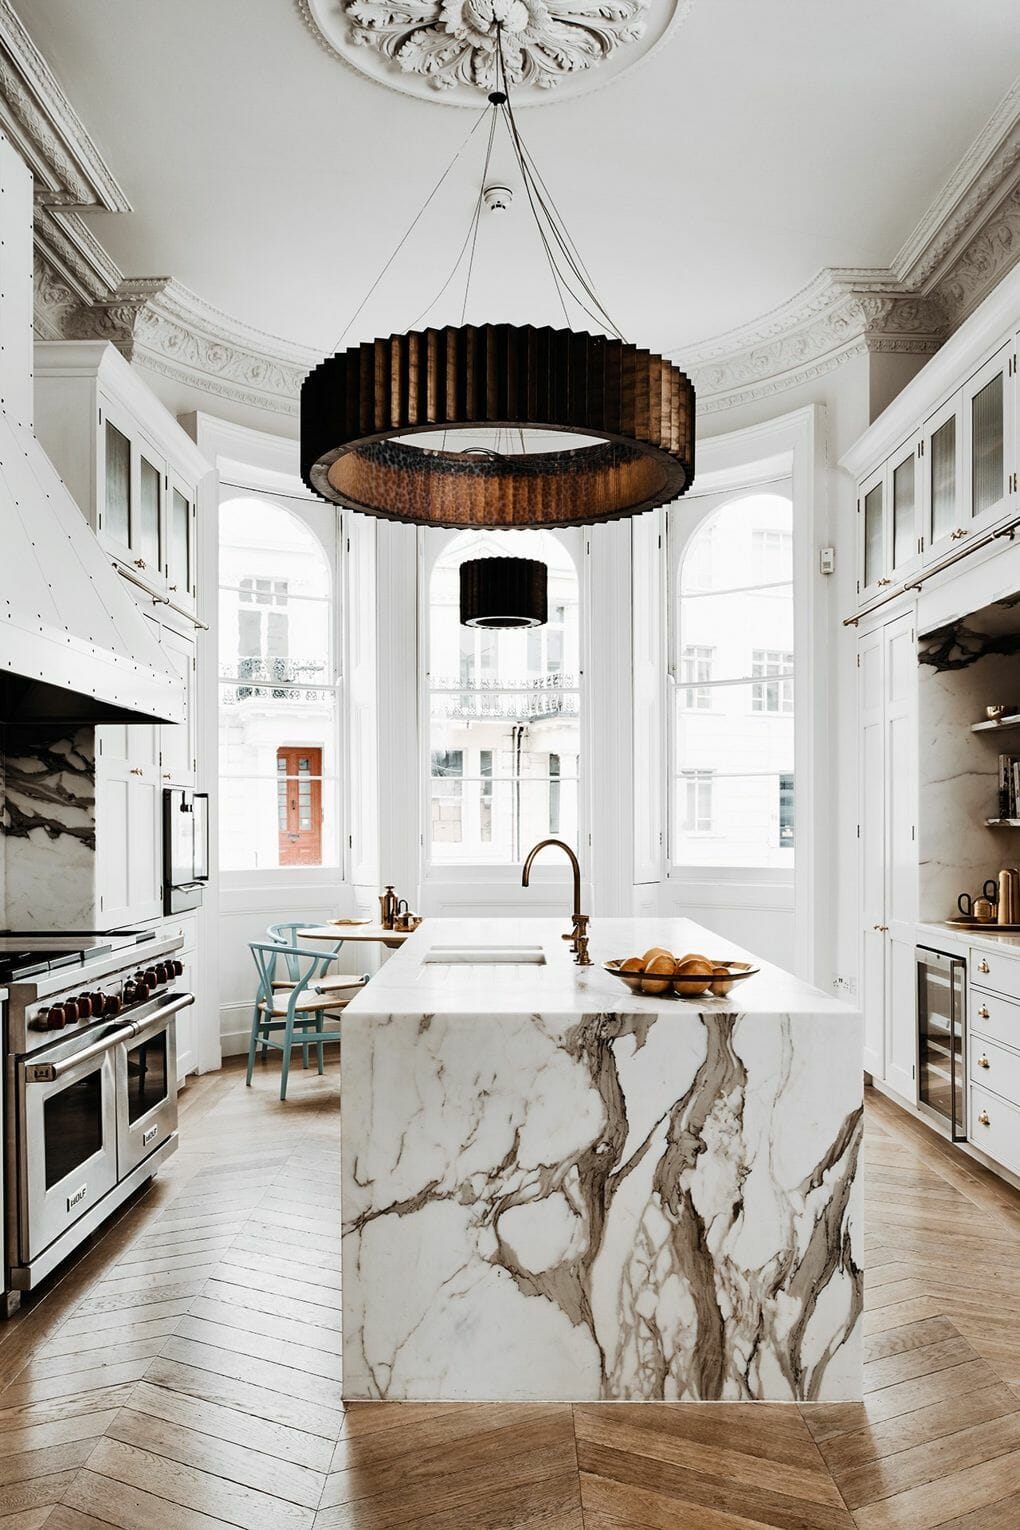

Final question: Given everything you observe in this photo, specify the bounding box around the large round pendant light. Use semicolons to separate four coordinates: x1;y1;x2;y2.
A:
460;556;548;628
302;325;694;529
301;28;695;529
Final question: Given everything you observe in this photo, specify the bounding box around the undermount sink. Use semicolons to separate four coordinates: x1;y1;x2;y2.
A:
422;945;547;965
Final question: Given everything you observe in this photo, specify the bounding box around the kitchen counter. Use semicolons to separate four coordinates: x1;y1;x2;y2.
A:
918;920;1020;956
340;917;863;1404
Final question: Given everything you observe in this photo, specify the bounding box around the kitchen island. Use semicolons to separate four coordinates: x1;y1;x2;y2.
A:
339;918;862;1403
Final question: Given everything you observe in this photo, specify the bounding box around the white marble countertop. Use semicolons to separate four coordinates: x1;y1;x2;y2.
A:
344;917;857;1017
917;920;1020;957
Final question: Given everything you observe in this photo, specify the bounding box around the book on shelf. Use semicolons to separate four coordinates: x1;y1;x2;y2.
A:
998;754;1020;819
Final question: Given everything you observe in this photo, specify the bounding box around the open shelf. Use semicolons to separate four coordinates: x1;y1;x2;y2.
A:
986;818;1020;827
972;715;1020;733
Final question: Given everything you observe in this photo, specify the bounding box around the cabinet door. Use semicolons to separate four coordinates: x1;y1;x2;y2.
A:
857;464;888;602
98;403;134;565
95;722;162;926
890;435;923;580
859;626;886;1078
166;476;197;614
174;948;197;1084
922;392;964;564
884;613;918;1101
134;435;167;594
159;627;196;785
964;342;1014;535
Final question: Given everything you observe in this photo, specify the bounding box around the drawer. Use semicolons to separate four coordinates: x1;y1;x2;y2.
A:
970;1035;1020;1104
969;947;1020;1001
969;988;1020;1052
969;1083;1020;1178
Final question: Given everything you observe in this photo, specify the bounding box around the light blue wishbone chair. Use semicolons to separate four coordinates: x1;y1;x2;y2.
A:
247;939;366;1100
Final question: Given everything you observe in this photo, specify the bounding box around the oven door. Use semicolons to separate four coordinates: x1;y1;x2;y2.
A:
116;994;186;1179
17;1022;127;1264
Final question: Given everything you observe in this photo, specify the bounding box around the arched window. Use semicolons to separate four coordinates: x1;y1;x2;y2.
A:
427;529;580;865
218;496;339;870
672;490;794;868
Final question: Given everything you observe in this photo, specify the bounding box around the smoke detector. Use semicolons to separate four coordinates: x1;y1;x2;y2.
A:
483;185;513;213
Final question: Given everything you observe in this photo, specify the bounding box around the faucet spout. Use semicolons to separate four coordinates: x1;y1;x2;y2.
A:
521;838;590;964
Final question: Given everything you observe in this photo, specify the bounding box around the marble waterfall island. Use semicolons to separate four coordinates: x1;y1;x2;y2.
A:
340;918;863;1403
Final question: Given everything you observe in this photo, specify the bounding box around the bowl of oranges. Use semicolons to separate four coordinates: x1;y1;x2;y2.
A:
603;947;758;998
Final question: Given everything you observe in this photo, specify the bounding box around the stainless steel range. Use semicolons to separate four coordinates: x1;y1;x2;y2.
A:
1;930;194;1315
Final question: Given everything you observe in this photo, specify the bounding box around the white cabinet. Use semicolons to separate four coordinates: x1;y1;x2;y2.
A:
857;435;923;602
159;626;197;785
34;342;205;614
164;914;199;1083
858;611;918;1097
95;719;162;927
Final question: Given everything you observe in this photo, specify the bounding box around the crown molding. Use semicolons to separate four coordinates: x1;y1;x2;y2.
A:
4;0;1019;424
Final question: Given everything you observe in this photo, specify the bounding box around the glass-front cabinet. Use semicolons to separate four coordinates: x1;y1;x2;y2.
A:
922;391;964;565
166;475;197;614
98;398;169;595
964;342;1013;536
857;434;922;602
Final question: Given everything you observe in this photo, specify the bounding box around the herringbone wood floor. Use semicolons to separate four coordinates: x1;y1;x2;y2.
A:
0;1061;1019;1529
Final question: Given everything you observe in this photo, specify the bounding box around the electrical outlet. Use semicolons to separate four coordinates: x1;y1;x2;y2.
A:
832;975;857;998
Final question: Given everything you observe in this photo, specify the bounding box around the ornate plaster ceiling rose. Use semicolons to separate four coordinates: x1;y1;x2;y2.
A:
297;0;691;105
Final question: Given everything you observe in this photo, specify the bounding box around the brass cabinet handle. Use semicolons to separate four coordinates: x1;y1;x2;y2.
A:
979;1006;990;1019
979;959;990;974
978;1055;991;1068
978;1110;991;1126
133;557;147;568
129;767;144;776
950;527;970;540
877;578;893;587
872;923;889;933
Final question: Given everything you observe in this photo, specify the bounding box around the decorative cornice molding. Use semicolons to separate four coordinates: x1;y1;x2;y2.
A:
4;0;1019;424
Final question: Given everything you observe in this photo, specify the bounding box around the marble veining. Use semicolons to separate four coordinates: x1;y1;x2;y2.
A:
341;922;862;1405
1;727;98;927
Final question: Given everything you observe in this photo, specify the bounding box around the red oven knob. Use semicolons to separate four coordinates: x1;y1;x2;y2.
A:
90;991;106;1012
63;999;79;1024
46;1005;66;1030
143;968;158;987
172;959;184;977
104;994;122;1016
153;963;168;984
75;994;92;1019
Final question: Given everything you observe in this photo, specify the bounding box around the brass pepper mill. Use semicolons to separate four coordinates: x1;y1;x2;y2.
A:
379;885;398;930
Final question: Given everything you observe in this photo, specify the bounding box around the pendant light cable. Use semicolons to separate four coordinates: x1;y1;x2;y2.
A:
331;107;490;350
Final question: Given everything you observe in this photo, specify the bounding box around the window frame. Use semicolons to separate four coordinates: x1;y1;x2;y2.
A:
666;475;797;881
217;490;344;880
420;526;586;879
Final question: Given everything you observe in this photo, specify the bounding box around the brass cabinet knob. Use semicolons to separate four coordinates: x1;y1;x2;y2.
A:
978;1055;991;1068
129;766;144;776
979;1006;990;1019
978;1110;991;1126
979;960;990;974
877;577;893;586
950;527;970;540
134;557;147;568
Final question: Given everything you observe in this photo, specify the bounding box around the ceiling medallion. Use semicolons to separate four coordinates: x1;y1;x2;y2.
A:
297;0;691;106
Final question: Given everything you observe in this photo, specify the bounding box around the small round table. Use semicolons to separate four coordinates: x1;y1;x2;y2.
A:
297;923;416;952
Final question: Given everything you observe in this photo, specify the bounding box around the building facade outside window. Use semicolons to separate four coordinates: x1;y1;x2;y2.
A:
427;528;580;865
681;644;714;709
218;496;339;870
672;490;794;869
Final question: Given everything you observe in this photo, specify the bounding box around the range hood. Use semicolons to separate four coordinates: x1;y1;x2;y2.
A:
0;130;184;727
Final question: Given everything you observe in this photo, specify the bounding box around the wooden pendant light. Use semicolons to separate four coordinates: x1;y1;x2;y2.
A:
301;324;695;528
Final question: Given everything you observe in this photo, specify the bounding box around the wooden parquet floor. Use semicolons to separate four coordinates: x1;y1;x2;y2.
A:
1;1065;1019;1529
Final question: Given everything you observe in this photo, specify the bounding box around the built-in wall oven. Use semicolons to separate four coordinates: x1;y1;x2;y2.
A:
163;788;209;913
916;946;967;1140
2;933;192;1314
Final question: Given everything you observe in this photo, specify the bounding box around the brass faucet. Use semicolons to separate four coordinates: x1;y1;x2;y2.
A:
521;838;591;965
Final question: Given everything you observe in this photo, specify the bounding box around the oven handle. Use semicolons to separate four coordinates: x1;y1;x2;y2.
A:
23;993;194;1082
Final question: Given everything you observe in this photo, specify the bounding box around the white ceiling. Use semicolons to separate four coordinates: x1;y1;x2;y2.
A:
19;0;1020;358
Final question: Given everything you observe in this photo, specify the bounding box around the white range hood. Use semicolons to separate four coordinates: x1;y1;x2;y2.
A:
0;129;183;726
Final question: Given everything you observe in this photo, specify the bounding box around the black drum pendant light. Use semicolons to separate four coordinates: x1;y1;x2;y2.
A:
301;25;695;530
460;557;547;628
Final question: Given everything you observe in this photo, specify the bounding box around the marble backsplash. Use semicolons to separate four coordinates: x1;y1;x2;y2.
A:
0;726;98;928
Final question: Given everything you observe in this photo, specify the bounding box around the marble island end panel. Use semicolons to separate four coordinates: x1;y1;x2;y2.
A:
341;1004;863;1404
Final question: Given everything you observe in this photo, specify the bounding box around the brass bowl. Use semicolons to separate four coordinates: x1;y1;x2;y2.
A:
604;958;759;999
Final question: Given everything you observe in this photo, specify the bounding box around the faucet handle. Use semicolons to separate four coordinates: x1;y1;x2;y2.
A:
572;913;592;966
